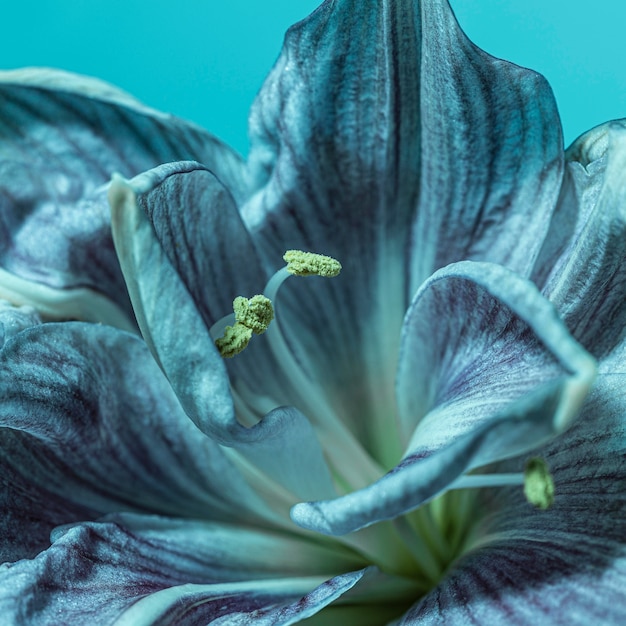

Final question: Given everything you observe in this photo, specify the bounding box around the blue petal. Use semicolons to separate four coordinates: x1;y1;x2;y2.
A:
536;119;626;360
0;514;368;624
109;165;340;501
0;68;246;323
236;406;337;502
109;164;239;440
292;261;595;536
246;0;562;283
239;0;563;464
0;321;273;562
400;355;626;624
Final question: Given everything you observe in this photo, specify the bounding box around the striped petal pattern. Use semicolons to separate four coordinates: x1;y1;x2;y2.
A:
0;513;368;625
239;0;564;464
0;68;247;324
536;120;626;360
400;359;626;624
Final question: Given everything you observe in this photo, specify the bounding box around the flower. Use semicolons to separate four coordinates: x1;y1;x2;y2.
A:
0;0;625;624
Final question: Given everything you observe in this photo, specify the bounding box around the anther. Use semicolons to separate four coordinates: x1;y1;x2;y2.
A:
284;250;342;278
523;457;555;510
215;295;274;358
210;250;340;358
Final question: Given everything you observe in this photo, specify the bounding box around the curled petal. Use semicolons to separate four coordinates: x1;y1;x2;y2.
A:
401;361;626;624
110;163;338;505
536;119;626;359
292;262;595;535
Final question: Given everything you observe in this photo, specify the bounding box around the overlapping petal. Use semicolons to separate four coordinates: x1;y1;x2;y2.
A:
0;319;275;563
0;68;247;324
292;261;595;536
0;513;368;625
108;162;281;436
400;355;626;624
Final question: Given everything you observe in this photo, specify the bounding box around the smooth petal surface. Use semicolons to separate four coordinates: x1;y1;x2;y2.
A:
400;359;626;624
536;119;626;360
0;68;247;323
292;262;595;536
0;513;367;625
0;321;272;562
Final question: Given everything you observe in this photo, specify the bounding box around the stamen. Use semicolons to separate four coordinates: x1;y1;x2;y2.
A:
233;295;274;334
450;473;525;490
208;250;384;488
215;323;253;358
448;457;555;510
523;457;555;510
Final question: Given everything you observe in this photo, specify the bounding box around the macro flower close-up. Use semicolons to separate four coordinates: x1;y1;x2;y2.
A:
1;0;625;624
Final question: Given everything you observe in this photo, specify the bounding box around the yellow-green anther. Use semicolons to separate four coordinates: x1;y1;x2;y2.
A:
214;295;274;358
215;323;253;358
523;457;555;510
283;250;342;278
233;295;274;334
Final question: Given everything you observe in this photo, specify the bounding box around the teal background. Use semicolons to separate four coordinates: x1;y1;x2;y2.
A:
1;1;624;155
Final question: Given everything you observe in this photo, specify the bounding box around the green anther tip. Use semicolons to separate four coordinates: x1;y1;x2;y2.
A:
523;457;555;510
283;250;342;278
233;295;274;335
215;323;253;358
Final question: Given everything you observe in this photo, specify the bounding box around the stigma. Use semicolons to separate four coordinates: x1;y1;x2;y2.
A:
210;250;341;358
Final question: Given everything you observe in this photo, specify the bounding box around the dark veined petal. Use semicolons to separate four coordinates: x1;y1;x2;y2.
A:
0;321;275;562
535;119;626;360
109;165;338;503
239;0;563;464
0;67;247;324
400;355;626;624
0;514;368;625
246;0;562;282
292;262;595;536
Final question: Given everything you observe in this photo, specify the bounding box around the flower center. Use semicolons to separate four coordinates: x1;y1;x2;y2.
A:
208;250;555;603
210;249;341;357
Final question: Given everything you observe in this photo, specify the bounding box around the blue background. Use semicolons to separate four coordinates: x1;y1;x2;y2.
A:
1;0;624;155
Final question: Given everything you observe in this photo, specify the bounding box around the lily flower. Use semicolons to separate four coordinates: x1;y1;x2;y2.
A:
0;0;624;623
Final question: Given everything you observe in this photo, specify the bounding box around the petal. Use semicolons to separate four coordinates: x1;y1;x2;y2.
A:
0;321;272;562
400;360;626;624
240;0;563;465
246;0;562;282
292;261;595;536
235;406;337;502
109;164;239;440
536;119;626;360
0;68;247;322
0;514;368;625
397;261;595;450
109;165;341;501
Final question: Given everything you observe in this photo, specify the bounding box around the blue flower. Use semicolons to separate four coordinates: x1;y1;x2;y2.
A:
0;0;624;624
